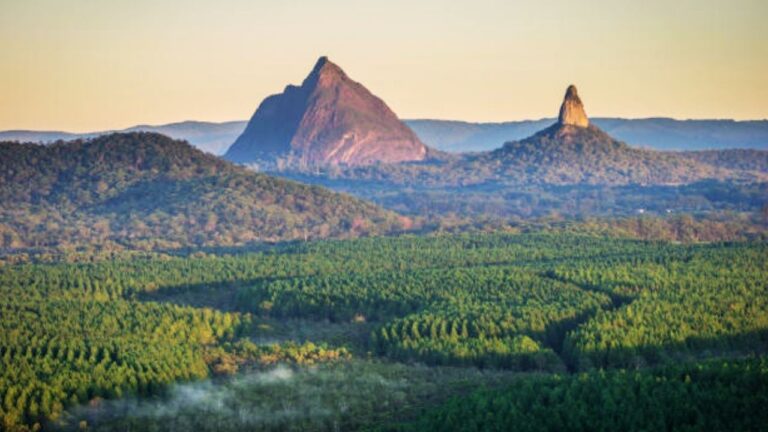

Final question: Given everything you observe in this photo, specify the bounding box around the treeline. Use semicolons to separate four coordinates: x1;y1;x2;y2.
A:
292;167;768;225
274;125;768;187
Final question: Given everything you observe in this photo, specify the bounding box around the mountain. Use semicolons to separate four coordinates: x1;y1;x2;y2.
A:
406;118;768;153
471;85;763;185
297;85;766;187
260;85;767;221
0;132;406;251
225;57;427;166
0;121;247;155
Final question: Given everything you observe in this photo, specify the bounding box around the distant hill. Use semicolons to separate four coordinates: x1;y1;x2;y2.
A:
406;118;768;152
0;132;405;251
226;57;427;166
3;116;765;158
0;121;247;155
474;123;730;185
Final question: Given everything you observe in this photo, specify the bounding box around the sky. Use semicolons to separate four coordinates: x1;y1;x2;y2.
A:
1;0;766;132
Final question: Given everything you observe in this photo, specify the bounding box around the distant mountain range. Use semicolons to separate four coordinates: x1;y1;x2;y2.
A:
0;132;405;250
0;121;246;155
2;118;765;156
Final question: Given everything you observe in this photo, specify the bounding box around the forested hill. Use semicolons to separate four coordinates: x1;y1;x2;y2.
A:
0;133;406;251
473;123;765;185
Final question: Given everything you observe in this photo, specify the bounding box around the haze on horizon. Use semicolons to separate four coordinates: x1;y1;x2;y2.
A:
1;0;766;132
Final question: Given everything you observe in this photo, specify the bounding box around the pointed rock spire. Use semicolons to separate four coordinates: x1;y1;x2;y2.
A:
558;85;589;128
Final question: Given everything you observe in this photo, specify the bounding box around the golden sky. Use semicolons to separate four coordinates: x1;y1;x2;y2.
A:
1;0;766;131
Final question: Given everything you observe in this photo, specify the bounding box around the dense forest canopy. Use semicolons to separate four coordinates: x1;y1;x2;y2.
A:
1;233;766;430
0;133;406;251
403;358;768;432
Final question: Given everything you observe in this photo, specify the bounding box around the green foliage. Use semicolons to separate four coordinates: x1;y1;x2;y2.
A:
1;232;767;430
0;293;243;429
557;245;768;368
367;269;607;369
401;358;768;432
563;212;768;243
0;132;404;251
239;265;608;369
0;242;369;430
234;233;767;370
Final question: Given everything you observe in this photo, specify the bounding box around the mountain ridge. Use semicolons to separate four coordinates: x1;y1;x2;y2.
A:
3;117;766;155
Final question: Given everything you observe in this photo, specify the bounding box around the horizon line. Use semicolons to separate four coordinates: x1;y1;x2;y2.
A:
3;115;768;135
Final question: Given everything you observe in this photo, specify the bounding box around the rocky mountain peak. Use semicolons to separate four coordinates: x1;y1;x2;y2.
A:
558;85;589;128
304;56;347;87
225;57;427;166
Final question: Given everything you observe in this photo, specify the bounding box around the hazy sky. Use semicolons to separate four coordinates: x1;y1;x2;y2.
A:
1;0;766;131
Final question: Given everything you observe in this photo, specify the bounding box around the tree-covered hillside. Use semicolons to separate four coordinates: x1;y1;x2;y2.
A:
0;133;406;251
479;124;744;185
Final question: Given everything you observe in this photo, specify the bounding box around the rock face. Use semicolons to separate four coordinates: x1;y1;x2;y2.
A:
558;85;589;128
226;57;427;166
